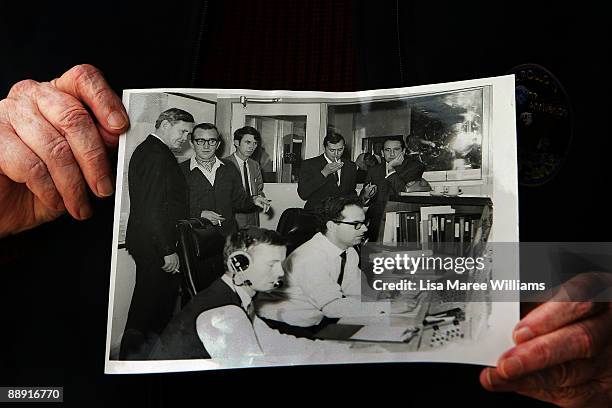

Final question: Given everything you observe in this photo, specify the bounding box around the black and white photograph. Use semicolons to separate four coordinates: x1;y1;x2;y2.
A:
105;76;519;373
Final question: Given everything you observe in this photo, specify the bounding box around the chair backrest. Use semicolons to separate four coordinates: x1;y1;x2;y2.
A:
176;219;226;300
276;208;320;254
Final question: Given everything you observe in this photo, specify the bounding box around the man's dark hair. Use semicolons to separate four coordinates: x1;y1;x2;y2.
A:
319;196;364;234
363;152;379;168
190;122;220;142
323;130;346;147
154;108;195;129
224;227;287;262
234;126;261;143
384;136;406;150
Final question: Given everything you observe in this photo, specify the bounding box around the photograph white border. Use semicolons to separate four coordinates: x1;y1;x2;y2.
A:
105;75;519;374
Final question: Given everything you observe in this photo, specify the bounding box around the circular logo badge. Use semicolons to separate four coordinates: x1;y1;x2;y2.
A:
507;64;573;186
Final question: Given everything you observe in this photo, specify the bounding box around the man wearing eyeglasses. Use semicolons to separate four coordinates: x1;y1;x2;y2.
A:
179;123;271;237
256;196;390;337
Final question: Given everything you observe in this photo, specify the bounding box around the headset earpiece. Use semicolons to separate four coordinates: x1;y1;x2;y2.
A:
228;250;253;286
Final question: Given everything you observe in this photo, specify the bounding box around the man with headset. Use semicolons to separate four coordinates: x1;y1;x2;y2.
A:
256;196;393;337
149;227;349;360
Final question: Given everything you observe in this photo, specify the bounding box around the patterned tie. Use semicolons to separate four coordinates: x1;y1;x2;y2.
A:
337;251;347;286
243;160;251;195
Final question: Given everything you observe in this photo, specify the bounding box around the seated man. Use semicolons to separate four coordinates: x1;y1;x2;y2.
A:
149;227;348;360
363;137;425;241
256;196;390;336
179;123;271;236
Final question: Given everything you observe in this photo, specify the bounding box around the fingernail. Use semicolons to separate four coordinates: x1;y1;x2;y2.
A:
79;203;93;220
486;369;506;387
500;356;523;378
107;111;127;130
97;175;114;197
513;326;534;344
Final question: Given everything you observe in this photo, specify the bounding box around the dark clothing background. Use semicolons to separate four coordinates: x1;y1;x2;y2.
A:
1;1;610;407
298;154;358;210
179;159;257;237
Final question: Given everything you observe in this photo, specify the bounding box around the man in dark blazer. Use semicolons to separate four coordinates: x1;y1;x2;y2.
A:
297;131;357;210
222;126;267;228
121;108;195;359
364;137;425;241
180;123;270;237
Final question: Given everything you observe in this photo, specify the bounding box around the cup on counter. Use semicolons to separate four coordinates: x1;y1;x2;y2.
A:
446;185;459;196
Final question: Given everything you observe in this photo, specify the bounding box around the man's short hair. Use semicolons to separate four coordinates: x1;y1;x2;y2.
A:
363;152;379;167
319;196;364;234
190;123;220;142
154;108;195;129
224;227;287;261
323;130;346;147
234;126;261;143
384;136;406;150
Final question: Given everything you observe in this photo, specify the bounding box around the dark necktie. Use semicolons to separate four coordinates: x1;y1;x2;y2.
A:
246;302;256;322
243;161;251;195
334;171;340;186
337;251;347;286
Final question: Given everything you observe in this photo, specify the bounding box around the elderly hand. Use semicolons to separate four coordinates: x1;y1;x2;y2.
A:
0;64;129;238
481;272;612;407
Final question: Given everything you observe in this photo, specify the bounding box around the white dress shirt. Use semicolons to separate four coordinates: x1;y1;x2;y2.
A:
195;275;349;359
234;153;252;195
256;233;389;327
189;156;224;186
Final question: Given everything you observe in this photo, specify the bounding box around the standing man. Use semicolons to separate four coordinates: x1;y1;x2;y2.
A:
363;137;425;241
180;123;270;237
297;131;357;210
223;126;266;227
121;108;195;359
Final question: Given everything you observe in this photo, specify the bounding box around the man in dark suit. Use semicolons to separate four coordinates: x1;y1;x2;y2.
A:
297;131;357;210
222;126;267;228
121;108;195;359
179;123;270;237
364;137;425;241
